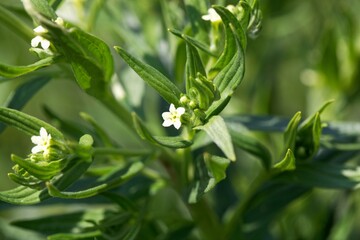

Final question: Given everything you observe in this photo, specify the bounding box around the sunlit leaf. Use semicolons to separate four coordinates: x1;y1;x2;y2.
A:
115;46;182;105
0;58;54;78
195;115;235;161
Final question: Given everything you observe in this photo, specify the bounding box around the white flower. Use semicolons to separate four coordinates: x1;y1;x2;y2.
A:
31;25;51;51
33;25;48;34
31;127;52;156
31;36;51;50
202;8;221;23
162;104;185;130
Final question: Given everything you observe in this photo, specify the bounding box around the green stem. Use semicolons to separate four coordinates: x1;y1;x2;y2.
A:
224;171;269;239
189;198;222;240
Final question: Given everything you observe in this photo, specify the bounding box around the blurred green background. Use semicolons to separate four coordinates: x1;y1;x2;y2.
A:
1;0;360;239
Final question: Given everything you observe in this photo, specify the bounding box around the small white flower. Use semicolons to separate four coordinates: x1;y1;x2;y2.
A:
33;25;48;34
162;104;186;130
31;36;51;50
31;127;52;156
202;8;221;23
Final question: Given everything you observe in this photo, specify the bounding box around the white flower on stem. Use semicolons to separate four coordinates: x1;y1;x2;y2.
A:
33;25;48;34
31;36;51;50
162;104;186;130
202;8;221;23
31;127;52;156
31;25;51;51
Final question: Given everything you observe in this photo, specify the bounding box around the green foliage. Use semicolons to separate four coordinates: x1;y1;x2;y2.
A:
0;0;360;239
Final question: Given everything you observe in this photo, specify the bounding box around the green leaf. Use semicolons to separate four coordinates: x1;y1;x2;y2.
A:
169;28;214;56
5;76;50;109
195;116;235;161
55;28;114;98
229;127;272;170
132;112;192;148
188;153;230;203
0;107;64;140
0;58;54;78
0;157;92;204
115;46;182;105
11;155;67;181
280;162;360;189
273;149;296;172
30;18;114;98
283;111;302;152
68;28;114;82
185;43;206;93
203;154;231;191
205;6;246;118
47;161;144;199
294;101;333;160
23;0;57;19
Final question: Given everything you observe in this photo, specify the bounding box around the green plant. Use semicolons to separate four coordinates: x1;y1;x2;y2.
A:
1;0;360;239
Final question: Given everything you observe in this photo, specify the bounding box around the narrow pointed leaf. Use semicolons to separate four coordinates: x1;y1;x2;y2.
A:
47;161;144;199
115;46;182;105
205;7;246;118
0;107;64;140
0;58;54;78
284;111;301;152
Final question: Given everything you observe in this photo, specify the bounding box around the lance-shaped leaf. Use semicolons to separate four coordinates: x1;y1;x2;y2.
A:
283;111;302;152
188;153;230;203
132;112;192;148
195;115;235;161
0;107;63;140
11;155;67;181
0;158;92;204
0;58;54;78
169;28;214;56
205;7;246;118
115;46;182;106
47;161;144;199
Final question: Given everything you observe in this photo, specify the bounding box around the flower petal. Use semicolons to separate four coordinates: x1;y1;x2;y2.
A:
162;112;172;120
162;120;173;127
40;39;51;50
173;120;182;129
177;107;185;115
169;104;176;113
31;36;42;48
